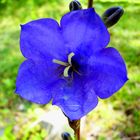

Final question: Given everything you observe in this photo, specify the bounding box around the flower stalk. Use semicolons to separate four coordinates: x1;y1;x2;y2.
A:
88;0;93;8
68;119;80;140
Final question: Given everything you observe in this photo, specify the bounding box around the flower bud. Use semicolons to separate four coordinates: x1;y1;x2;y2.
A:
102;6;124;28
61;132;72;140
69;0;82;11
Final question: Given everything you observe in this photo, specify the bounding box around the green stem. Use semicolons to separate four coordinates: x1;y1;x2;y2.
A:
88;0;93;8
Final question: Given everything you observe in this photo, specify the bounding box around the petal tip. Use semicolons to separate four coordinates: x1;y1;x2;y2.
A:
14;87;19;94
20;24;27;30
20;24;24;28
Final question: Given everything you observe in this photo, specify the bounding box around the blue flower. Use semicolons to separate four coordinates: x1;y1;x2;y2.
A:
15;8;128;120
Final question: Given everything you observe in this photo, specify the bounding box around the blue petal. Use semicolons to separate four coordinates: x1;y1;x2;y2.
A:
60;8;110;53
52;76;98;120
90;47;128;99
20;18;67;61
15;59;61;104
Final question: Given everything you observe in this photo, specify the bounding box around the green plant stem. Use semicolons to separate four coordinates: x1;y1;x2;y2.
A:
88;0;93;8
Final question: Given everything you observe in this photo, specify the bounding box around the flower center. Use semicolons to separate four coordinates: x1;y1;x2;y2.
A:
52;52;76;77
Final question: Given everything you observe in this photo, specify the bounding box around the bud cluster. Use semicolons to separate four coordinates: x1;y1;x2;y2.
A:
69;1;124;28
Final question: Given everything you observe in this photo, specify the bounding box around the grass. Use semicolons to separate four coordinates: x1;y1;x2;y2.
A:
0;0;140;139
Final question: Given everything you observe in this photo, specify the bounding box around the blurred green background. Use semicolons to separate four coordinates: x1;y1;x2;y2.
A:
0;0;140;139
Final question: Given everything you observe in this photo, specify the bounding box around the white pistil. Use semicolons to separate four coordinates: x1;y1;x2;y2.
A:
52;52;75;77
63;65;71;77
52;59;69;66
68;52;75;65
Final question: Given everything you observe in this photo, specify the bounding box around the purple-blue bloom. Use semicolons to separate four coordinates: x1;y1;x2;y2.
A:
15;8;128;120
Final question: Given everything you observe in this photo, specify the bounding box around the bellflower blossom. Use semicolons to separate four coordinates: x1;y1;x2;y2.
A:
15;8;128;120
